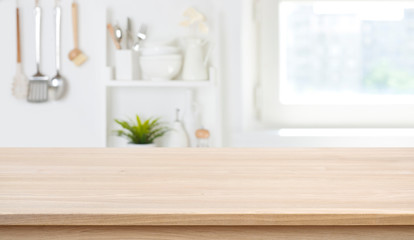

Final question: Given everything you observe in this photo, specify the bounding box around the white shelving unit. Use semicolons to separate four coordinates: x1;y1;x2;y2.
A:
106;80;212;88
105;68;216;88
103;6;223;148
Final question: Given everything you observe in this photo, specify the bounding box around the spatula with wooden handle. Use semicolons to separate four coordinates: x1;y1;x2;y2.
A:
12;7;28;99
27;0;48;103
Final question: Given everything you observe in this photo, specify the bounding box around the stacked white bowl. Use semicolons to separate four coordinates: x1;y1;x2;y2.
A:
139;45;182;81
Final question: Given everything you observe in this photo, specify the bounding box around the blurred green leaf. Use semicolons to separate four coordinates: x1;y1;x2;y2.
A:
114;115;170;144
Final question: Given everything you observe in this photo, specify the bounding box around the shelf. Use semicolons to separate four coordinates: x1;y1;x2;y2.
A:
106;80;212;88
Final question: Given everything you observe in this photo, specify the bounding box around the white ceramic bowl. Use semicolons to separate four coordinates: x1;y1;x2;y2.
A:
140;46;180;56
140;54;183;81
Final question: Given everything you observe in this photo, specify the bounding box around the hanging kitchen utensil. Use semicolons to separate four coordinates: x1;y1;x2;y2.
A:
12;6;28;99
68;1;87;66
27;0;48;103
49;0;66;100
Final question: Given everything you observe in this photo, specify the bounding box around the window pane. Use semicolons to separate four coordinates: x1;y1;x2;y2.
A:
280;1;414;104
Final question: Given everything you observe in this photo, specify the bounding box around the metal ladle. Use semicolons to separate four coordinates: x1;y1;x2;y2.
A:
49;1;66;100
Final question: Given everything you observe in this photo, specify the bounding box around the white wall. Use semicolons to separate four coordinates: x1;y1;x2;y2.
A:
0;0;243;147
0;0;105;147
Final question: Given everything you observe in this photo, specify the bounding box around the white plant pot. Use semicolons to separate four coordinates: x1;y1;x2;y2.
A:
127;143;157;148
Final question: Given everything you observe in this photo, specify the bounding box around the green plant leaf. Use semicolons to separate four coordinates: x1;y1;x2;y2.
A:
115;115;170;144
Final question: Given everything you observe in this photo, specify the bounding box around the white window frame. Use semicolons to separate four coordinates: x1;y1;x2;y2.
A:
257;0;414;129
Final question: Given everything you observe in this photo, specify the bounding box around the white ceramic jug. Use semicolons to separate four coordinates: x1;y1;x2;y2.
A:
182;38;209;80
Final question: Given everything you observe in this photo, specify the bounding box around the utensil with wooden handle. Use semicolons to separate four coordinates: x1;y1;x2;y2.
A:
68;1;87;66
12;7;28;99
107;24;121;50
114;24;123;49
27;0;49;103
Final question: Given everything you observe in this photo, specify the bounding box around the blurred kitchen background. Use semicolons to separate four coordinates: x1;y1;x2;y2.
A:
2;0;414;148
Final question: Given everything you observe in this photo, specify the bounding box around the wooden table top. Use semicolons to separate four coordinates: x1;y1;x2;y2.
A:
0;148;413;226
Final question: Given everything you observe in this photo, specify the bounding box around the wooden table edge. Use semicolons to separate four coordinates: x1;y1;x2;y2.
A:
1;213;414;226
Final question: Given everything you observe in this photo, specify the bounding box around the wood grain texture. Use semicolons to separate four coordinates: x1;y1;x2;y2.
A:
71;2;79;48
0;148;413;226
107;24;121;50
1;226;414;240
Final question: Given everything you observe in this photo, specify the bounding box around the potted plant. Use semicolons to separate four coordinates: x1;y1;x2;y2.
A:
115;115;169;147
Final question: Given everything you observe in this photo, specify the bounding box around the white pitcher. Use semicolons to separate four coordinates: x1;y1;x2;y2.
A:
182;38;209;80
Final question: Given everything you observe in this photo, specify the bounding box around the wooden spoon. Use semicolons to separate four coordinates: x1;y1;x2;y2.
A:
68;2;87;66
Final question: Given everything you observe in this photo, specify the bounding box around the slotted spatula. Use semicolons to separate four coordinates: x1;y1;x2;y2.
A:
27;0;48;103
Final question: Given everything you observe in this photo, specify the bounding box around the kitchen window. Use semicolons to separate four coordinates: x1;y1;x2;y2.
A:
257;0;414;128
